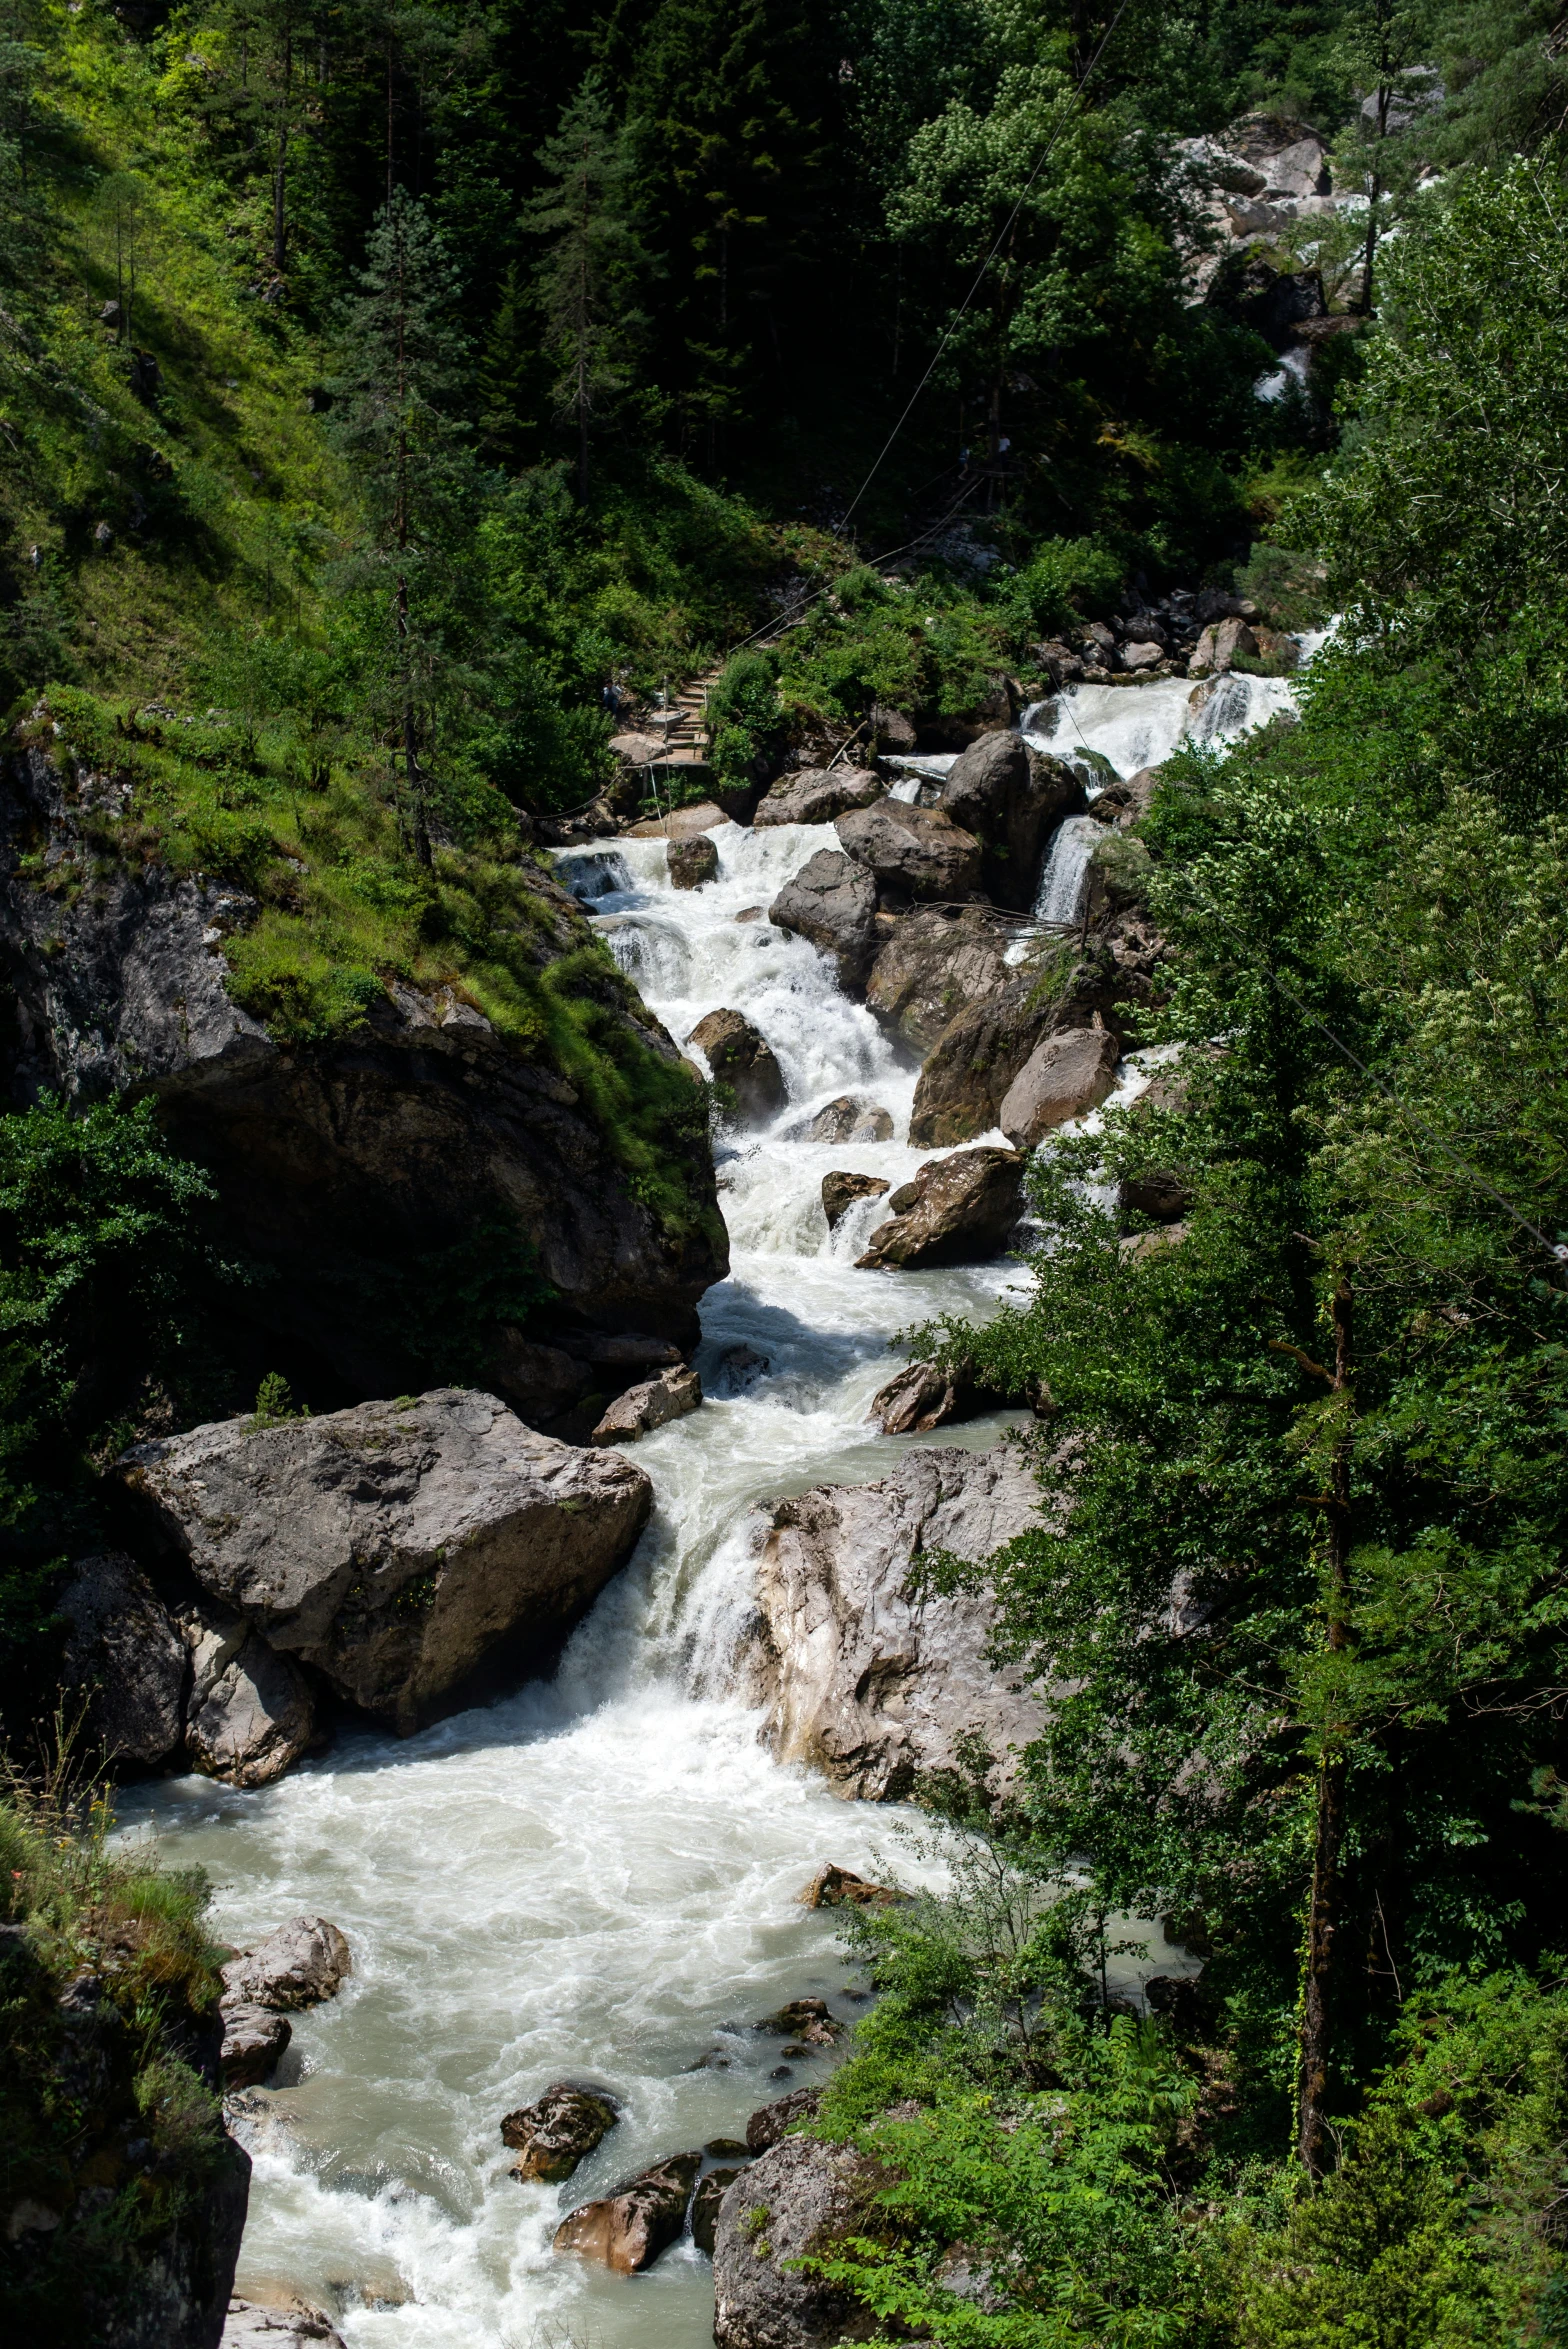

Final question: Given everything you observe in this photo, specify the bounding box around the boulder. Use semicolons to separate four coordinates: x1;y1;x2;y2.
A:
121;1390;653;1735
0;734;726;1397
864;906;1012;1056
906;971;1056;1147
998;1026;1120;1147
793;1094;894;1144
219;2004;292;2089
768;850;879;993
184;1606;316;1789
856;1148;1023;1270
869;704;917;752
1118;1169;1192;1223
688;1008;787;1124
756;1997;841;2045
712;2133;881;2349
746;2086;822;2153
221;1917;352;2010
692;2168;743;2256
753;766;885;828
501;2082;619;2182
1084;831;1153;922
222;2305;346;2349
589;1363;702;1444
553;2148;702;2273
740;1444;1047;1799
1189;617;1258;677
938;734;1083;908
623;801;728;838
821;1171;889;1229
57;1552;186;1766
869;1357;1003;1435
668;833;719;889
1120;1221;1188;1266
1121;641;1163;673
834;800;982;905
800;1864;900;1911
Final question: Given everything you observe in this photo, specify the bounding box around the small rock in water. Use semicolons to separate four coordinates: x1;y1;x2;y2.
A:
501;2082;620;2182
821;1170;890;1229
800;1863;901;1910
220;2002;293;2088
733;905;766;923
668;833;719;889
553;2149;702;2273
791;1093;894;1144
222;1917;352;2011
713;1343;770;1395
755;1996;841;2045
589;1363;702;1444
705;2136;750;2158
687;1007;787;1125
870;1356;1005;1435
769;2065;794;2081
222;2302;346;2347
691;2167;742;2255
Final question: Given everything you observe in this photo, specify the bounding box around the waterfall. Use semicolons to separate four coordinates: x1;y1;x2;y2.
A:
1034;813;1103;924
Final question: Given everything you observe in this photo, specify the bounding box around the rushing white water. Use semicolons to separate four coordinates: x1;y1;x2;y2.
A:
113;663;1311;2345
1033;813;1104;926
1023;660;1304;783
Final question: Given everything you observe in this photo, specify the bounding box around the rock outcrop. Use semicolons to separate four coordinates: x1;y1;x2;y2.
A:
745;2086;822;2152
869;1357;1004;1434
0;730;727;1418
864;906;1012;1055
834;800;982;905
793;1094;894;1143
222;1918;352;2010
800;1865;900;1910
219;2003;292;2089
58;1553;187;1765
938;733;1083;909
997;1026;1120;1147
821;1171;889;1229
740;1444;1047;1798
768;850;879;992
692;2168;743;2255
589;1363;702;1444
121;1389;652;1734
501;2083;619;2182
712;2133;881;2349
753;766;885;828
688;1008;787;1124
183;1603;316;1788
856;1148;1023;1270
554;2149;702;2273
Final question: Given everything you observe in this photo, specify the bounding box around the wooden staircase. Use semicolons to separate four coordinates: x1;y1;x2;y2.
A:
654;664;724;767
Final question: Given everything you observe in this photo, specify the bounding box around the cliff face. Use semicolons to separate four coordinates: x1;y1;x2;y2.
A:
0;737;727;1417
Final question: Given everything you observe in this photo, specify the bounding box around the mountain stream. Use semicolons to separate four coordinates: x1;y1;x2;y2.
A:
117;660;1309;2348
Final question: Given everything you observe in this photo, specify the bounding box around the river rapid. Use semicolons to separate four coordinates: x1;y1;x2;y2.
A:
117;663;1303;2348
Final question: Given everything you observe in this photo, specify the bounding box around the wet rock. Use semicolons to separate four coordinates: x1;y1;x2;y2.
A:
553;2148;702;2273
821;1171;889;1229
714;1343;771;1395
756;1997;841;2044
998;1026;1120;1147
222;1918;352;2010
708;2136;751;2157
801;1864;900;1910
869;1357;1003;1434
769;850;879;993
219;2004;292;2089
734;905;766;923
753;766;885;828
222;2303;346;2348
1084;831;1153;922
58;1552;186;1766
938;734;1083;909
183;1602;316;1788
692;2168;743;2256
864;906;1012;1056
1190;617;1258;677
713;2133;881;2349
501;2082;619;2182
668;833;719;889
906;968;1059;1147
741;1444;1047;1799
746;2085;822;2153
793;1094;893;1143
856;1148;1023;1270
688;1007;787;1124
834;800;982;905
589;1363;702;1444
121;1390;652;1736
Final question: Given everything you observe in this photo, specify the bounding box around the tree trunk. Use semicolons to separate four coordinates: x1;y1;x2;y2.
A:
1297;1277;1354;2178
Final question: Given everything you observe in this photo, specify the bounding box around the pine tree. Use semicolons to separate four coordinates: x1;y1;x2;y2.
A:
520;73;646;501
331;188;471;865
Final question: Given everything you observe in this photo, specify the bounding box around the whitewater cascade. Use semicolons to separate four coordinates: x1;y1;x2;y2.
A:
118;657;1314;2349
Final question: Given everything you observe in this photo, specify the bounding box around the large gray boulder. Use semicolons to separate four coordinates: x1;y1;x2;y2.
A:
222;1917;352;2010
687;1007;786;1124
501;2082;620;2182
183;1601;315;1787
753;766;885;827
740;1445;1047;1799
856;1147;1023;1270
712;2132;882;2347
834;800;982;905
865;906;1011;1055
769;850;879;993
121;1390;652;1734
938;733;1083;908
998;1025;1120;1146
58;1553;186;1765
